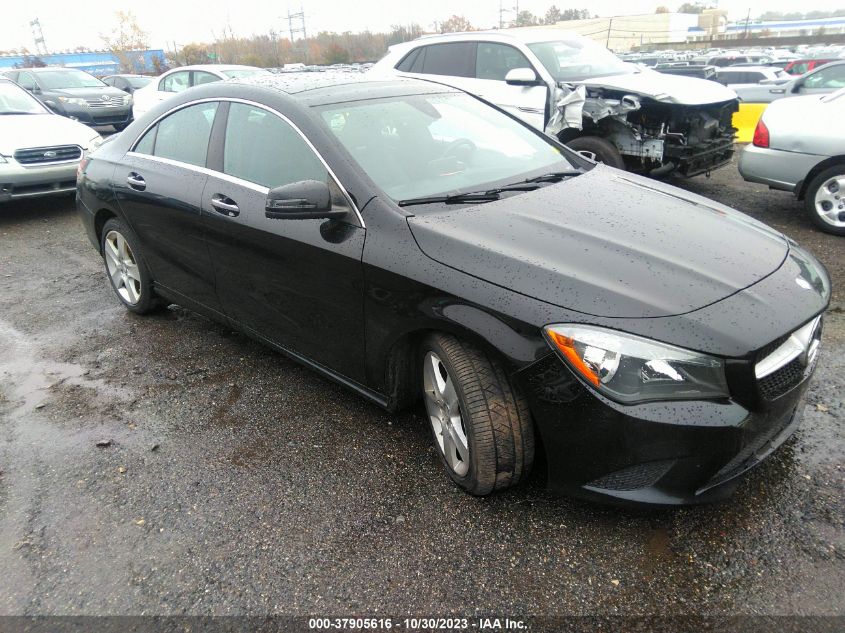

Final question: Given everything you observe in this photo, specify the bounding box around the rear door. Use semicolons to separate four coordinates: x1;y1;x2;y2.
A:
201;101;367;381
113;100;223;314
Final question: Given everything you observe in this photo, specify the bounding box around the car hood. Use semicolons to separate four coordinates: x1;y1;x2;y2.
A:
0;114;99;155
575;69;737;105
46;86;127;99
407;166;788;318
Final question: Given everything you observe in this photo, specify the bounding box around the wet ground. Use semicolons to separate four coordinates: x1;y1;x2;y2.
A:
0;159;842;619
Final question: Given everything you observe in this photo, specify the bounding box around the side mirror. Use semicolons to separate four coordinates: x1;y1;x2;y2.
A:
265;180;346;220
791;80;803;93
505;67;540;86
29;86;41;94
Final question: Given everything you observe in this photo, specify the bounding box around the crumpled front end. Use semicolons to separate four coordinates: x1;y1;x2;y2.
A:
548;83;739;177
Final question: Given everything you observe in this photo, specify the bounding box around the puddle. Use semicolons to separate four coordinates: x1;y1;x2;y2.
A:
0;320;133;415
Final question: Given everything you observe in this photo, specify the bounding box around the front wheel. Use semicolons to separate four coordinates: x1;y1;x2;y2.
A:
565;136;626;170
421;334;534;495
101;218;160;314
113;121;131;132
804;166;845;235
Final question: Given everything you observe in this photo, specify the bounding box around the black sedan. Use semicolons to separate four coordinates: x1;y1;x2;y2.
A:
76;74;830;505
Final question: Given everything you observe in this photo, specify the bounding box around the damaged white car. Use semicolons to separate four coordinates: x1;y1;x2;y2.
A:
371;29;739;177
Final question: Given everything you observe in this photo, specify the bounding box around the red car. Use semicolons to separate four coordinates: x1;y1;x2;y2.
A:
784;59;836;75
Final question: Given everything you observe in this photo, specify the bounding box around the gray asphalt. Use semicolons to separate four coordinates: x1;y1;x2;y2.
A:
0;157;842;619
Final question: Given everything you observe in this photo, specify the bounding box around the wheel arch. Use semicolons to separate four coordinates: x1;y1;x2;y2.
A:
796;155;845;200
377;304;546;412
94;208;119;251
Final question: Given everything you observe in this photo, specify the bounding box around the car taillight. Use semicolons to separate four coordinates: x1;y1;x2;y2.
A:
77;157;90;179
752;119;770;148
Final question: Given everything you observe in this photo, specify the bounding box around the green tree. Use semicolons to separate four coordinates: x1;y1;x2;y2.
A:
544;5;562;24
514;10;539;26
655;6;671;13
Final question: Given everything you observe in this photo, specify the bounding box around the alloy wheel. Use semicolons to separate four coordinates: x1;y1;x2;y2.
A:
104;230;142;305
423;351;470;476
814;175;845;228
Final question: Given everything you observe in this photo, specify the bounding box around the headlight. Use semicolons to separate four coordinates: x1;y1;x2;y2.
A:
58;96;87;107
544;324;728;404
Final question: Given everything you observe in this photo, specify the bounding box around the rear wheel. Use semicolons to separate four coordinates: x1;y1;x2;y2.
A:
804;166;845;235
101;218;160;314
421;333;534;495
565;136;626;170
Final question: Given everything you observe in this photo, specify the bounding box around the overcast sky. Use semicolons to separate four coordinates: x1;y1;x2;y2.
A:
3;0;845;53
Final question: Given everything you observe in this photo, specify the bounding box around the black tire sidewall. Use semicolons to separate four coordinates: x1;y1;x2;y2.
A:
565;136;626;170
100;218;158;314
805;166;845;236
422;337;483;491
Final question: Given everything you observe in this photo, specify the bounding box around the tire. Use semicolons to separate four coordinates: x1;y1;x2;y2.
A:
100;218;160;314
421;333;534;495
565;136;626;170
804;166;845;236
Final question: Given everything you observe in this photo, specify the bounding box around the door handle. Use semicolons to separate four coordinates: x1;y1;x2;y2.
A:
126;172;146;191
210;194;240;217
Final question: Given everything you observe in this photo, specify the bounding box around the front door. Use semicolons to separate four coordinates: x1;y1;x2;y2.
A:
202;101;367;382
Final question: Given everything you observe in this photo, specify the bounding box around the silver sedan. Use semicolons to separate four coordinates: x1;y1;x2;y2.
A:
739;87;845;235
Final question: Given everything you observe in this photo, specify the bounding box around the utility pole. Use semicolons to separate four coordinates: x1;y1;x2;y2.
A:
287;6;306;42
743;8;751;40
30;18;47;55
606;16;614;47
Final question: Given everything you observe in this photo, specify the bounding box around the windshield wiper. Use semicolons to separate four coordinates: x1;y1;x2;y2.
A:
398;191;502;207
522;170;584;184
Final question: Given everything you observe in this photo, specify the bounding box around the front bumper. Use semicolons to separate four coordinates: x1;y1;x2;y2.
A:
664;134;735;177
738;144;827;194
50;103;132;127
515;345;816;506
0;159;79;203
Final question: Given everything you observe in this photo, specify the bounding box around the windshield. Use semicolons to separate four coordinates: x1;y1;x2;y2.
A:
37;70;105;89
527;39;633;82
221;68;271;79
127;76;152;88
317;92;574;202
0;82;48;114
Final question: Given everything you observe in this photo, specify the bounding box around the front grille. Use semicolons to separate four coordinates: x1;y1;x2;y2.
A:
85;96;128;108
758;357;805;400
14;145;82;165
587;459;676;491
756;334;790;363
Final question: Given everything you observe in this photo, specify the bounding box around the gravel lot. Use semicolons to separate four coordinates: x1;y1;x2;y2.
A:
0;156;842;622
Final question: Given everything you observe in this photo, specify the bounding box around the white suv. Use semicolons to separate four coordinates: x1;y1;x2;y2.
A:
371;29;739;177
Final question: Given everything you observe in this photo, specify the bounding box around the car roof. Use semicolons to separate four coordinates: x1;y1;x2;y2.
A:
14;67;91;73
400;27;588;47
226;72;457;105
168;64;264;73
716;66;777;71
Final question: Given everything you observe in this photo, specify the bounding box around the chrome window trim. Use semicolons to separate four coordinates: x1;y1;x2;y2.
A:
128;96;364;227
755;316;822;379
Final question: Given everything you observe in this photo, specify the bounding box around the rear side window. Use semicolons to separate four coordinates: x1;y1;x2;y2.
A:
133;102;218;167
192;71;219;86
223;103;327;189
475;43;533;81
419;43;476;78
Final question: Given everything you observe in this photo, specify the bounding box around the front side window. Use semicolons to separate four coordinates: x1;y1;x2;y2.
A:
476;43;533;81
318;92;573;202
17;72;38;90
223;103;328;189
527;38;632;82
161;71;190;93
804;65;845;90
133;102;218;167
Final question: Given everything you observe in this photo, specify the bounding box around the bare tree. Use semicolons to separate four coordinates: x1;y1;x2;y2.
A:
439;15;473;33
101;11;150;73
